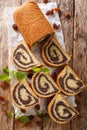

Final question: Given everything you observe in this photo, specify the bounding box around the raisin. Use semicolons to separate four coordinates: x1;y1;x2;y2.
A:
64;12;71;19
35;104;40;110
53;23;60;30
46;9;53;15
53;7;60;12
13;24;18;31
43;0;47;4
20;109;26;113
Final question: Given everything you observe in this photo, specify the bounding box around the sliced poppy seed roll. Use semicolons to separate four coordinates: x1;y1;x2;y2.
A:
11;79;39;110
11;41;41;72
48;94;79;124
57;65;85;96
31;71;60;98
41;36;71;67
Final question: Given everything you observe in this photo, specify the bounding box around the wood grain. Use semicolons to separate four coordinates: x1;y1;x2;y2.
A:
71;0;87;130
0;1;15;130
0;1;26;130
0;0;87;130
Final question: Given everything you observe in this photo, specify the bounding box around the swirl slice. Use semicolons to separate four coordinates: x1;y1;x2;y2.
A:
57;65;85;96
31;72;60;98
41;36;70;67
11;79;39;110
11;41;41;72
48;94;79;124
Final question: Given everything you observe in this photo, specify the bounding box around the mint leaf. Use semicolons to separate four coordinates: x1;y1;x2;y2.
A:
19;116;30;123
41;68;49;73
43;115;50;121
32;67;49;73
36;111;50;122
10;71;16;77
7;111;13;119
36;112;42;117
15;115;20;119
16;71;26;82
0;68;26;83
0;74;10;83
3;68;9;75
32;68;41;72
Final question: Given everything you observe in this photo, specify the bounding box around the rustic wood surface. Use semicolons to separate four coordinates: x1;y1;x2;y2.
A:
0;0;87;130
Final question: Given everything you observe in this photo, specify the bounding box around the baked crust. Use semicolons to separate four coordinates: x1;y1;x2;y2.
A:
31;71;61;98
48;93;79;124
56;65;86;96
11;79;40;110
41;36;71;67
13;1;54;47
11;40;42;72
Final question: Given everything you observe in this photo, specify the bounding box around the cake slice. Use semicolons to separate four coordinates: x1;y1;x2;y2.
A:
57;65;85;96
11;79;39;110
41;36;71;67
48;94;79;124
13;1;54;47
11;41;41;72
31;71;60;98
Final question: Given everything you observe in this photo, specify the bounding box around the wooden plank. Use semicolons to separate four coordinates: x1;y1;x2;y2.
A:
0;1;24;130
43;0;74;130
71;0;87;130
2;0;87;130
14;116;42;130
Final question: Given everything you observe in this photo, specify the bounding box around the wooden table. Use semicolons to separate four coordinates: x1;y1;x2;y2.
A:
0;0;87;130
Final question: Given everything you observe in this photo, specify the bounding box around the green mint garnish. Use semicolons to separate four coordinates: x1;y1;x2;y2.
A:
0;68;26;83
32;67;49;73
36;111;50;122
7;111;13;119
32;67;41;72
3;68;9;74
41;67;49;73
19;116;30;123
15;115;20;119
0;74;11;83
16;71;26;82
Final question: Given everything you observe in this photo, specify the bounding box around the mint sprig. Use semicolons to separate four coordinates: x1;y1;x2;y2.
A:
16;116;30;123
16;71;26;82
36;111;50;122
20;116;30;123
7;111;14;119
0;68;26;83
32;67;49;73
0;74;11;83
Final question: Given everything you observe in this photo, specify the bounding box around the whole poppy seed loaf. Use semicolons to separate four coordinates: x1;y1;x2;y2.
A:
13;1;54;47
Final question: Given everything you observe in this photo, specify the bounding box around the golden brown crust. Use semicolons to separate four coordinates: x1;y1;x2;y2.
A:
11;40;42;72
13;1;54;47
41;36;71;67
31;72;61;98
56;65;86;96
48;93;79;124
11;79;40;110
